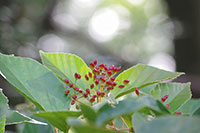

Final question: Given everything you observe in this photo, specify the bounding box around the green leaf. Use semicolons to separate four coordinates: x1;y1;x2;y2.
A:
132;112;150;132
40;51;92;90
140;82;192;112
112;64;183;98
22;116;54;133
0;89;8;133
71;125;120;133
96;96;170;127
122;114;133;129
6;110;47;125
34;111;81;132
79;104;97;123
177;99;200;116
134;116;200;133
0;54;70;111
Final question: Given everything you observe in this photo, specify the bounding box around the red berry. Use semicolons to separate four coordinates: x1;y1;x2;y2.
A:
97;91;101;95
95;79;99;85
111;82;117;86
77;74;81;79
99;64;104;69
65;90;70;94
85;74;89;80
110;77;115;81
79;89;83;93
90;98;95;103
92;95;97;98
89;62;95;69
166;104;170;109
135;88;139;96
74;88;79;91
123;80;130;84
100;77;106;82
101;92;105;96
72;95;77;99
113;67;117;72
105;81;112;85
109;65;115;71
94;59;97;65
176;112;181;115
83;93;88;98
93;69;98;74
118;85;125;88
69;83;73;88
104;65;108;71
107;86;113;91
164;95;168;99
88;72;92;78
93;74;97;80
107;71;112;76
90;84;94;89
116;66;121;72
101;71;106;75
71;100;75;105
75;73;79;79
161;95;168;102
86;88;90;94
64;79;69;84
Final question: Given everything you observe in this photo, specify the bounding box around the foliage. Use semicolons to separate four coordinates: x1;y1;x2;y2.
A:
0;51;200;133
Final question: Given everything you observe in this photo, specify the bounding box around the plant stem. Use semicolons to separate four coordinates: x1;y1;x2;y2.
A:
118;128;130;131
54;128;58;133
76;99;90;106
120;116;126;128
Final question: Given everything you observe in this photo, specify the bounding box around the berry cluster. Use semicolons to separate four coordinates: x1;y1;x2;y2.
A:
64;59;132;106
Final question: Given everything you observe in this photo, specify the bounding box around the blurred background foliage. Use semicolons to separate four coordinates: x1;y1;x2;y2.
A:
1;0;200;132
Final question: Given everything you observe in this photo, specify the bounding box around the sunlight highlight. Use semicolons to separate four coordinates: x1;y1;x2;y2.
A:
88;8;120;42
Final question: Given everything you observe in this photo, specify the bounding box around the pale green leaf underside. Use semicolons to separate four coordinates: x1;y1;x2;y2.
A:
34;111;81;132
140;82;192;112
177;99;200;116
134;116;200;133
40;51;92;91
132;112;149;132
112;64;184;98
6;110;47;125
0;54;70;111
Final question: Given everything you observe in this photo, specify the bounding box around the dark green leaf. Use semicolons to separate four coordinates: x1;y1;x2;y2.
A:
80;104;97;123
134;116;200;133
0;54;70;111
71;125;121;133
96;96;169;127
34;111;81;132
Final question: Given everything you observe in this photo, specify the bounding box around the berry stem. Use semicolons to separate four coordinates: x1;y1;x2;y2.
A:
77;96;84;99
91;88;96;94
118;128;131;131
75;99;90;106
